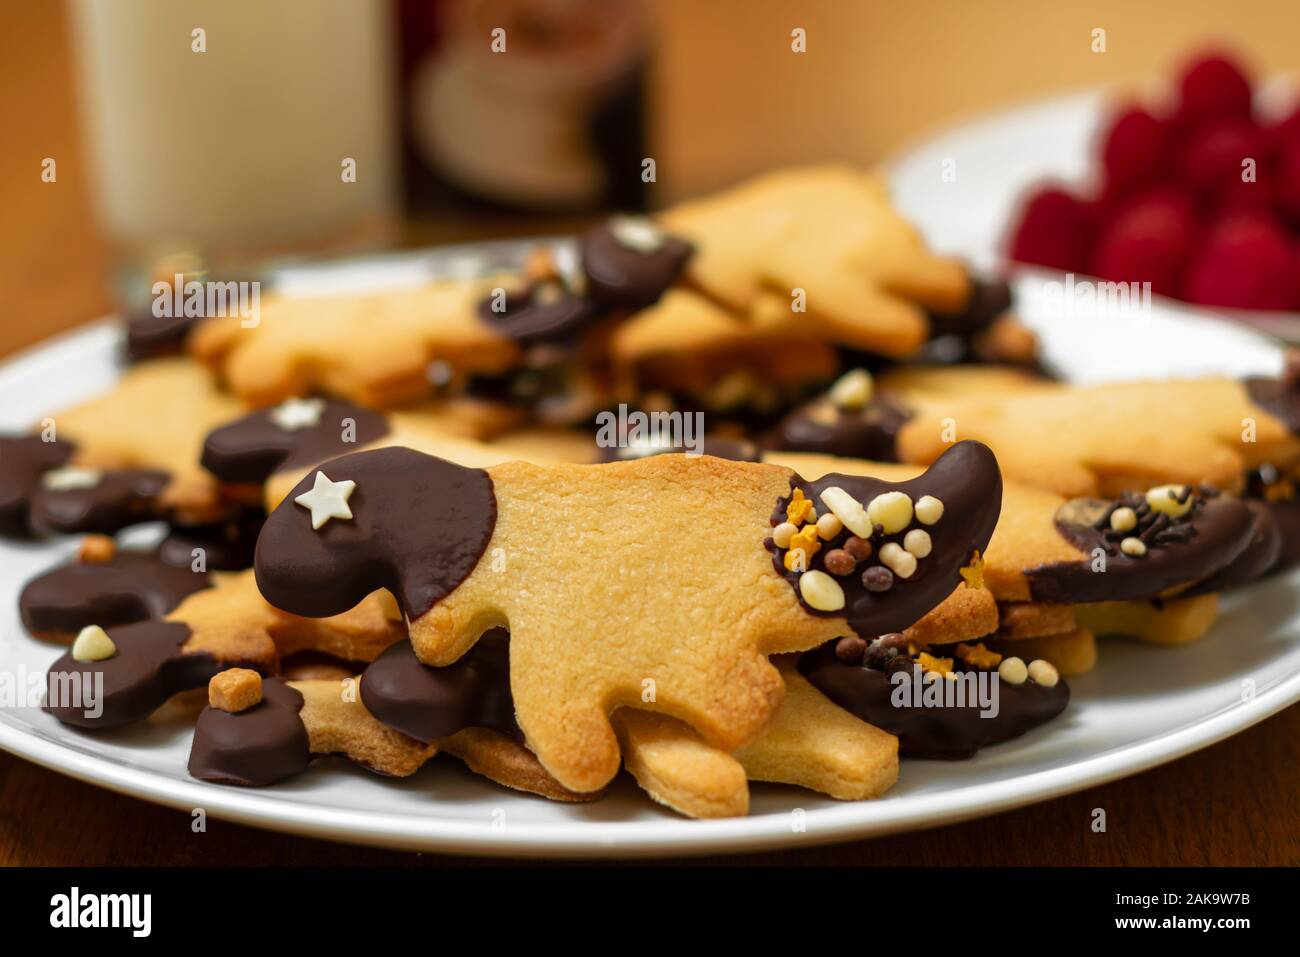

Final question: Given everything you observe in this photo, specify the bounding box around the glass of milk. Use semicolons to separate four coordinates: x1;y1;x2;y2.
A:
68;0;398;297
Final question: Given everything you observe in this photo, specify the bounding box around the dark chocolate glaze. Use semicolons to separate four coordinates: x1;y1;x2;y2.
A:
762;396;912;461
158;510;266;571
0;435;76;537
927;278;1013;339
1183;499;1283;595
1261;498;1300;571
43;620;219;729
478;282;600;345
361;630;519;743
29;468;171;535
201;400;390;484
799;641;1068;759
255;446;497;621
124;310;200;362
1025;494;1258;603
596;434;761;463
1246;376;1300;435
772;441;1002;637
579;219;693;311
20;550;210;638
188;679;311;786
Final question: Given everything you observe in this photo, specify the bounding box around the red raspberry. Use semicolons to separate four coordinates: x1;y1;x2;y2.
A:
1007;186;1095;271
1274;130;1300;224
1100;106;1169;194
1089;189;1197;295
1175;51;1253;126
1184;212;1295;310
1175;116;1264;199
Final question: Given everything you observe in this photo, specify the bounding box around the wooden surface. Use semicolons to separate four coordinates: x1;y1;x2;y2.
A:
1;3;1298;865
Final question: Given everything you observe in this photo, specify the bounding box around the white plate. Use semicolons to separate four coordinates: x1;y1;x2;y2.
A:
2;272;1299;859
887;85;1300;342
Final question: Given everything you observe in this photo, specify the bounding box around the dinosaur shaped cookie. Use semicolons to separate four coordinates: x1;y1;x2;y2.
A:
254;442;1002;792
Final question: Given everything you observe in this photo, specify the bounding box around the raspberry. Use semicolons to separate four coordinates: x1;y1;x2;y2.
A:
1175;50;1253;126
1007;186;1095;271
1089;189;1197;295
1175;116;1264;199
1100;106;1169;194
1274;131;1300;224
1183;212;1296;310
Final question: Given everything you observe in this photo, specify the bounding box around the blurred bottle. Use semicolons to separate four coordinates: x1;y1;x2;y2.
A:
397;0;648;231
68;0;398;302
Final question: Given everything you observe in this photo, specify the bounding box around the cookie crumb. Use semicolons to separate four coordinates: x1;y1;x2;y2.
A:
209;668;264;713
77;535;117;564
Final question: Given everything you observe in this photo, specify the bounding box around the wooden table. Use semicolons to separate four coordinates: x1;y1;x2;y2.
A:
2;3;1297;867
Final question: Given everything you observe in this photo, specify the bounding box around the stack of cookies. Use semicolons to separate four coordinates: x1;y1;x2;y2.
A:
10;165;1300;818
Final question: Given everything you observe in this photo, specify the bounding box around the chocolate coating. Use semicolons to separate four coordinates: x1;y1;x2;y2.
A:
159;510;265;571
579;219;693;311
1260;498;1300;571
188;679;311;786
1183;499;1283;595
124;310;200;362
1025;494;1258;603
201;400;390;484
30;468;171;535
927;278;1013;339
43;620;219;728
762;396;911;460
255;446;497;621
772;440;1002;637
361;630;518;743
478;282;600;345
799;641;1069;759
1246;375;1300;435
20;550;210;638
0;435;76;537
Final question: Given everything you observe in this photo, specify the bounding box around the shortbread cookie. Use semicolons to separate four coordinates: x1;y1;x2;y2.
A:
20;538;211;642
190;634;593;801
201;398;577;513
613;709;752;818
613;587;988;818
1072;594;1221;647
190;279;519;408
43;569;403;728
988;627;1098;676
2;359;246;536
254;441;1001;792
660;166;973;357
190;220;692;411
614;660;902;820
609;288;839;421
773;373;1300;501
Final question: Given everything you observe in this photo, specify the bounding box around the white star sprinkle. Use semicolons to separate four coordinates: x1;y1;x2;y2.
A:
294;470;356;530
270;397;326;431
42;467;102;491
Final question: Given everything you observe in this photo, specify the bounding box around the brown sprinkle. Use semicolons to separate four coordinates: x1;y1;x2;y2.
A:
843;535;873;561
823;548;858;576
834;636;868;664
